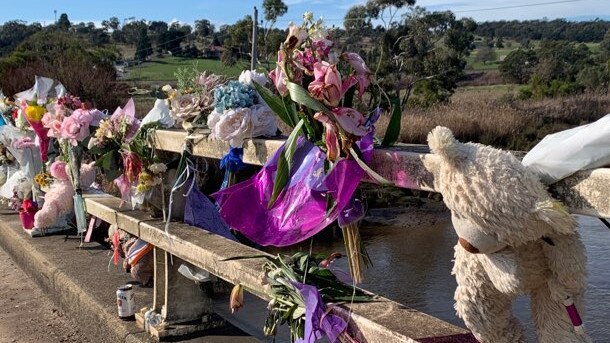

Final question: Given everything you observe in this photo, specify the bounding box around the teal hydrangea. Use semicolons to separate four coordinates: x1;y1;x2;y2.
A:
213;81;256;112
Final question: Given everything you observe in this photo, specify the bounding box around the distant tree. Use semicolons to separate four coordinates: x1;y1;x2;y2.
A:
577;64;610;92
0;20;42;56
600;29;610;60
135;28;153;61
222;16;253;65
476;46;497;65
57;13;71;31
496;36;504;48
499;49;538;83
534;41;592;82
122;20;148;45
148;21;168;46
263;0;288;24
260;0;287;66
195;19;215;38
344;5;372;34
101;17;120;32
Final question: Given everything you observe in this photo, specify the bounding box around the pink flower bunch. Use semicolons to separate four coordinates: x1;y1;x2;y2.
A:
270;14;374;160
110;98;140;143
92;99;140;148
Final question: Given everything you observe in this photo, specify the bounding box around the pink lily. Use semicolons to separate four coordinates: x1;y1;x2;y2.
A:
314;112;340;162
332;107;368;137
308;62;342;107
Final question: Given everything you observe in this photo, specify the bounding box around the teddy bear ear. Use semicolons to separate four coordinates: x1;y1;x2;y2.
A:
535;199;577;235
427;126;468;164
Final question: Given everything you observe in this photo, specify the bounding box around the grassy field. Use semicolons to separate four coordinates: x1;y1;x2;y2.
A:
124;57;244;81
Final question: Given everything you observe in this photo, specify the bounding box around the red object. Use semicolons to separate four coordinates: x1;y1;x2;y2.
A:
19;199;38;230
112;230;120;265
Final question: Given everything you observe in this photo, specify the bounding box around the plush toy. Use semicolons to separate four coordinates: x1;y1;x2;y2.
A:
427;127;589;343
33;160;96;231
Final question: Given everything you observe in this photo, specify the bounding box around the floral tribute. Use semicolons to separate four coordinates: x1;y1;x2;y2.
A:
89;98;167;207
214;13;384;286
207;70;278;187
168;65;225;130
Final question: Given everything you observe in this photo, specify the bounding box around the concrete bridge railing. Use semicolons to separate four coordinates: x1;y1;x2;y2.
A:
84;129;609;341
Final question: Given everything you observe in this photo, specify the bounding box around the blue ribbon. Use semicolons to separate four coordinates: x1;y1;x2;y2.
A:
220;147;246;189
220;147;246;173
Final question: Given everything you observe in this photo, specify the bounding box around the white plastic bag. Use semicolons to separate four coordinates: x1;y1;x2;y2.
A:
522;114;610;184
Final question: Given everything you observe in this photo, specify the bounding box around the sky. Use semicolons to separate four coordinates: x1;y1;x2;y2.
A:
1;0;609;27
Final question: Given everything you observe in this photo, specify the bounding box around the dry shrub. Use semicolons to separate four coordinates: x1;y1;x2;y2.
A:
377;88;610;150
1;59;129;112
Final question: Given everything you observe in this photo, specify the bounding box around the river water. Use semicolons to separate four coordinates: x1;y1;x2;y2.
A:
286;203;610;342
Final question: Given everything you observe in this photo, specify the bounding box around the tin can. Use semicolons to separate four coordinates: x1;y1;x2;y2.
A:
116;284;136;320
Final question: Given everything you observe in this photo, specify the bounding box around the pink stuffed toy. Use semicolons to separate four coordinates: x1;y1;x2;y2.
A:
34;160;96;231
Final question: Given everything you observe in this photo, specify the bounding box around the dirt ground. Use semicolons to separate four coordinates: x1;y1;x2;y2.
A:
0;246;90;343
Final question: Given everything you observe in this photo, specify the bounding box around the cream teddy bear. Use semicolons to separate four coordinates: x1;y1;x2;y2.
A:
427;126;589;343
33;160;96;232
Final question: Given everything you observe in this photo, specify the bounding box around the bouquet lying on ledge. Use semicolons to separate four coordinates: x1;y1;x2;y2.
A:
214;13;389;283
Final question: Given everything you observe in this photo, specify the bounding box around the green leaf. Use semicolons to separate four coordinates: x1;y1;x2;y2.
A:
268;119;304;208
286;82;333;115
349;146;394;186
381;98;402;147
253;81;295;127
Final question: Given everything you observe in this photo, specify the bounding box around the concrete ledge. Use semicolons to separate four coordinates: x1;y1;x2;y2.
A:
153;129;610;218
0;213;153;343
85;195;476;343
0;212;258;343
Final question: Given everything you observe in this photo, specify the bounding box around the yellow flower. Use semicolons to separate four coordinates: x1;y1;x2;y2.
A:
25;105;46;122
135;183;149;194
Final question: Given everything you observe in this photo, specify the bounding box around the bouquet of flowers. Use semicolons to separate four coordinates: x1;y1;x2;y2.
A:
207;70;278;187
214;14;387;283
90;98;168;209
231;252;373;342
0;92;18;127
167;65;225;130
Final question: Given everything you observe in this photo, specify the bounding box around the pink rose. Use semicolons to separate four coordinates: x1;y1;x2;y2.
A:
314;112;339;162
332;107;368;137
60;115;90;146
308;62;342;107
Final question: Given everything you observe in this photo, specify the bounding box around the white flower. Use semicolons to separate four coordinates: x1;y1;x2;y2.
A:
250;104;277;137
170;93;201;120
303;11;314;22
87;137;100;150
209;107;253;147
239;70;268;87
148;163;167;174
161;84;173;92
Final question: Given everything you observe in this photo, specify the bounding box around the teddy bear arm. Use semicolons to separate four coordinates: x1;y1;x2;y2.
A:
541;233;587;302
